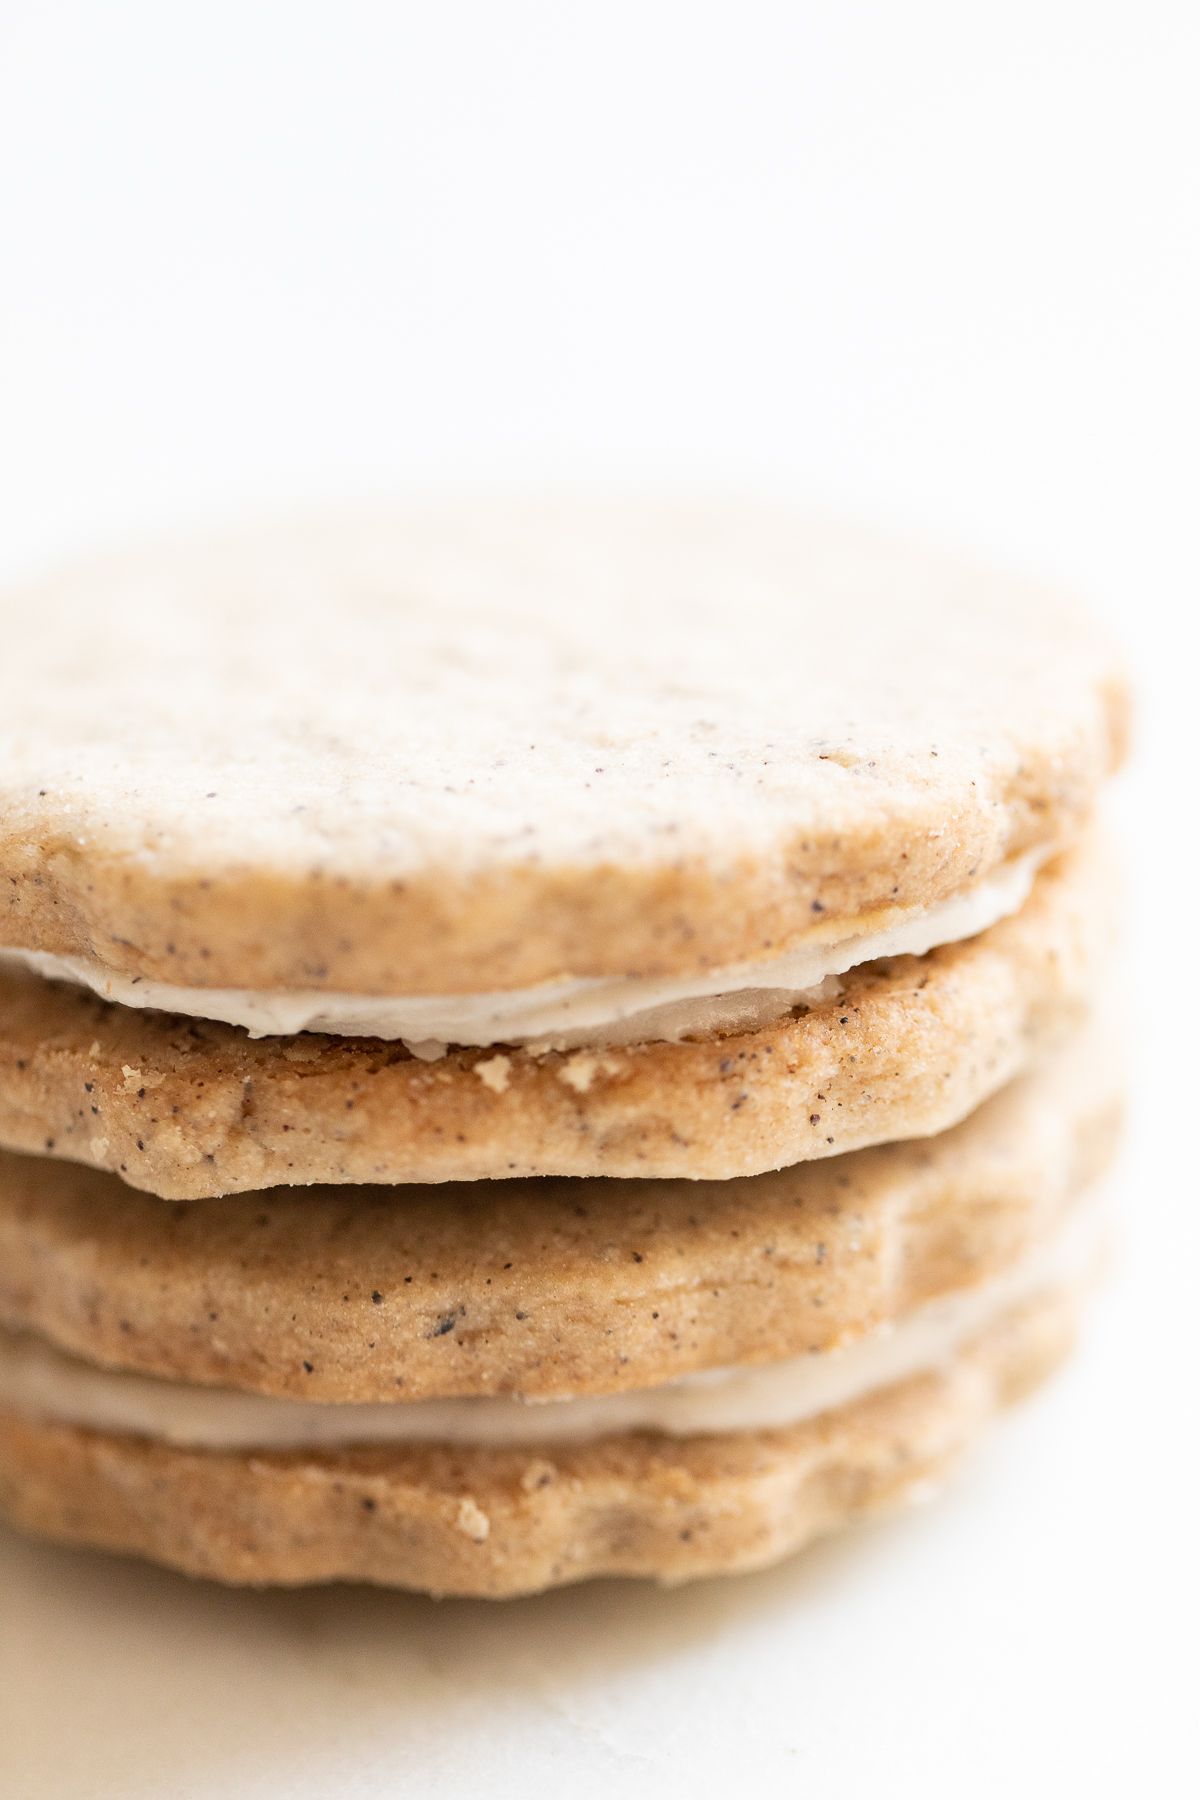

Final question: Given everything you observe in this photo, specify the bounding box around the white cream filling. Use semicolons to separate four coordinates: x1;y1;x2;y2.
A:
0;852;1042;1053
0;1199;1099;1452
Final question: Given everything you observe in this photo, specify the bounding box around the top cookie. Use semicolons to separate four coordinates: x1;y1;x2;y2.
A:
0;499;1127;998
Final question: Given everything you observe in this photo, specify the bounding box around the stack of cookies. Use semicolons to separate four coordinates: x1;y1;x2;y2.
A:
0;501;1127;1596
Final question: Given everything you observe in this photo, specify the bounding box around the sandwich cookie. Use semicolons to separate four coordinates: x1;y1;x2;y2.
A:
0;500;1128;1594
0;1284;1085;1595
0;1029;1117;1593
0;501;1126;1194
0;834;1111;1197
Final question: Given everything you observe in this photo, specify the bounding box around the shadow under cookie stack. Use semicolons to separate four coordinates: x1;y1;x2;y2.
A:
0;501;1128;1597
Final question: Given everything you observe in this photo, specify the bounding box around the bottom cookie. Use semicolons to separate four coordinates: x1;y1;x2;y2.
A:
0;1284;1077;1597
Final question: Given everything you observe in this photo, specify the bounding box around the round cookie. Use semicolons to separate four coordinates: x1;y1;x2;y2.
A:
0;1027;1119;1402
0;1286;1079;1596
0;500;1127;999
0;837;1111;1196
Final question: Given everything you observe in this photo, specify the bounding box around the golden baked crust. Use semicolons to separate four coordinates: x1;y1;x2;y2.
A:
0;839;1110;1197
0;502;1128;995
0;1029;1118;1401
0;1287;1077;1595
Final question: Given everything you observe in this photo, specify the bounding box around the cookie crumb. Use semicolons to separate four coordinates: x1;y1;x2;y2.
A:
454;1497;491;1542
121;1064;165;1092
520;1460;557;1494
557;1051;619;1094
474;1053;512;1094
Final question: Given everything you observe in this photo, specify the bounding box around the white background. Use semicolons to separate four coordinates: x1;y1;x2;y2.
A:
0;3;1196;1794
